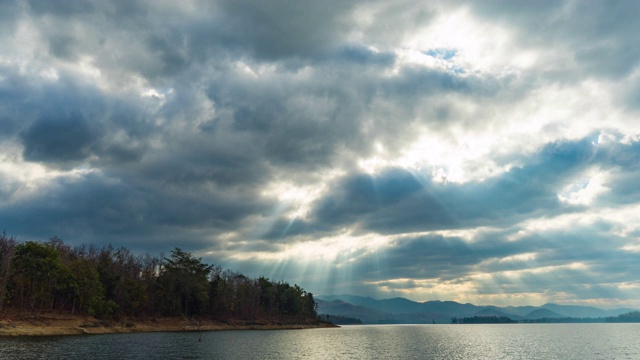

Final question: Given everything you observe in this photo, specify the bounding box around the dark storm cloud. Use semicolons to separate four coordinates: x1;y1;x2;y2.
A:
350;233;519;281
214;0;357;60
0;65;277;244
0;171;270;250
202;66;373;169
144;34;191;77
26;0;95;17
259;218;326;242
48;34;78;60
0;1;20;34
130;133;271;189
310;136;602;235
0;66;29;137
0;173;150;239
21;113;100;163
0;66;153;167
337;46;396;66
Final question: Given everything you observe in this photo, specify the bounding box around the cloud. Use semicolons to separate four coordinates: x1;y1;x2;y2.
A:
0;170;272;251
21;113;100;163
337;46;396;66
308;136;606;235
1;0;640;307
213;0;358;60
464;0;640;79
311;219;640;302
26;0;95;17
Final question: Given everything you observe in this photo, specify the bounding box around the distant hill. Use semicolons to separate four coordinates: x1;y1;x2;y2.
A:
315;299;449;324
523;308;565;320
472;308;523;321
494;305;539;317
316;295;638;324
318;314;363;325
540;303;633;318
319;294;481;317
315;299;389;323
319;295;432;314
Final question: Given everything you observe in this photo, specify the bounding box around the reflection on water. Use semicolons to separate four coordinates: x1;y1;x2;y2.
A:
1;324;640;359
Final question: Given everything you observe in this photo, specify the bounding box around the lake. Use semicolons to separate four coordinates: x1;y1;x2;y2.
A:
1;324;639;359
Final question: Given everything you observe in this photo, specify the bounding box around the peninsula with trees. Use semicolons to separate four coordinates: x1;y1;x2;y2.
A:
0;233;329;336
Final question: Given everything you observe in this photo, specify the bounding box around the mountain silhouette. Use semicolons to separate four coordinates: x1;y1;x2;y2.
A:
316;295;636;324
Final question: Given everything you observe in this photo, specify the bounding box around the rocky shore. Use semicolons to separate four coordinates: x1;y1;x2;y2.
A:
0;312;336;336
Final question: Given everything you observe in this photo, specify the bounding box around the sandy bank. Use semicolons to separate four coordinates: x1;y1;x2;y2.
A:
0;313;336;337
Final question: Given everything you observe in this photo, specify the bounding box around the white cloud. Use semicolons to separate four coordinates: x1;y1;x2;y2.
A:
2;0;640;308
557;169;610;205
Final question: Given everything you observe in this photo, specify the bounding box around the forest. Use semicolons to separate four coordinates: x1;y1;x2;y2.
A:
451;316;516;324
452;312;640;324
0;232;318;323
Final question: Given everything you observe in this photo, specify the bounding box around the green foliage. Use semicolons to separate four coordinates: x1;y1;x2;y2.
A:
68;258;104;313
158;248;213;316
0;238;318;323
0;232;17;310
11;241;63;310
88;297;118;320
605;311;640;323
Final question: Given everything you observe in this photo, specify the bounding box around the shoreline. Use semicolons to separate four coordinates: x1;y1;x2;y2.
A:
0;313;337;337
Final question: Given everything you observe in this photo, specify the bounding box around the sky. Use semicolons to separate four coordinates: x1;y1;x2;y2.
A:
2;0;640;309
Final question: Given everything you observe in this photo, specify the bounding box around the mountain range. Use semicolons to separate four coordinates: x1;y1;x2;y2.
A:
316;295;636;324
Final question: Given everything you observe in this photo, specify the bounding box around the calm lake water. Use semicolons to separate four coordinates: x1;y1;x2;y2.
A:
1;324;640;359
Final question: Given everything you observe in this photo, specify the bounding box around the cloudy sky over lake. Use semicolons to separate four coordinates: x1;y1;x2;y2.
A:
2;0;640;308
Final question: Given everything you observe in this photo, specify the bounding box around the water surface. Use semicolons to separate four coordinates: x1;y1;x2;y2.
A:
1;324;638;359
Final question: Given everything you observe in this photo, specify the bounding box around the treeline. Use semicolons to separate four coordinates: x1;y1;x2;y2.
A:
451;316;516;324
0;233;318;322
519;317;601;323
452;311;640;324
522;311;640;323
606;311;640;322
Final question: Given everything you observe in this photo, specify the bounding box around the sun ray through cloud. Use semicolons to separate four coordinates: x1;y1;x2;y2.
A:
2;0;640;312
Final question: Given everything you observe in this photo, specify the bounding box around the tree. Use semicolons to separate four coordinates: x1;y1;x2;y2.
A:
159;248;213;316
0;232;17;310
67;258;104;315
91;245;153;319
258;276;277;316
95;245;123;317
11;241;62;310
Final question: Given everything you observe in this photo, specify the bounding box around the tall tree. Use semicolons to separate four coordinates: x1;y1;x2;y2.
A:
67;258;104;315
0;232;17;310
11;241;62;310
159;248;213;316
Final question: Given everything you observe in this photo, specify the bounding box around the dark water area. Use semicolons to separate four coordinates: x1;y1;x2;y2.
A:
2;324;640;359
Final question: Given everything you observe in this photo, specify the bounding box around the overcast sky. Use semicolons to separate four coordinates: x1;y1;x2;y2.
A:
2;0;640;308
